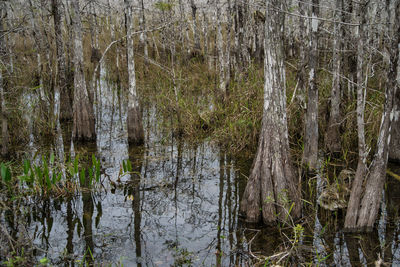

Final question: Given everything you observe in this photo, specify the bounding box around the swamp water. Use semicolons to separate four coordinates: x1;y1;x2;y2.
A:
2;68;400;266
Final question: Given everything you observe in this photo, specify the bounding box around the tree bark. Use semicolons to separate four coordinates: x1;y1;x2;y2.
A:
389;80;400;162
215;0;227;97
240;0;301;224
354;0;399;230
345;0;399;231
52;0;71;124
125;0;144;145
139;0;149;65
344;0;368;230
190;0;200;52
303;0;319;169
325;0;342;153
71;0;96;142
0;4;8;157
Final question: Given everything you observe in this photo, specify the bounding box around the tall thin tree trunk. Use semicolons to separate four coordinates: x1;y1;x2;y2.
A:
303;0;319;169
0;5;8;157
52;0;68;124
215;0;227;98
71;0;96;141
325;0;343;153
139;0;149;64
240;0;301;224
344;0;368;230
345;0;399;231
353;0;399;230
125;0;144;145
296;0;307;107
190;0;200;52
389;89;400;162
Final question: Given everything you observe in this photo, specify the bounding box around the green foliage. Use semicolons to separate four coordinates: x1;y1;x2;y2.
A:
154;1;174;11
1;163;12;183
1;153;102;197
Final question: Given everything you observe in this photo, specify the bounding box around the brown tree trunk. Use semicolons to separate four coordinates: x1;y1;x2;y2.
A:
71;0;96;142
125;0;144;145
240;0;301;224
303;0;319;169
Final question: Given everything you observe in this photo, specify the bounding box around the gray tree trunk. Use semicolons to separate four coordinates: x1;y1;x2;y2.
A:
389;32;400;162
325;0;343;153
345;0;399;231
125;0;144;145
354;0;399;230
190;0;200;52
295;0;307;108
215;0;227;97
0;5;8;157
71;0;96;141
240;0;301;224
344;0;368;230
139;0;149;63
52;0;70;124
389;88;400;162
303;0;320;169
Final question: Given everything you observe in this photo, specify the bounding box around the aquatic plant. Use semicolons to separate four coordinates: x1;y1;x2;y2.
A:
1;153;102;197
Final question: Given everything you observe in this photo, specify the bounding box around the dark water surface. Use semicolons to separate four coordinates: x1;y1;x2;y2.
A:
2;65;400;266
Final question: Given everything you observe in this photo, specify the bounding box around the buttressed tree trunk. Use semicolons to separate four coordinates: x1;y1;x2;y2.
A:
125;0;144;145
303;0;319;169
71;0;96;141
240;0;301;224
345;0;399;231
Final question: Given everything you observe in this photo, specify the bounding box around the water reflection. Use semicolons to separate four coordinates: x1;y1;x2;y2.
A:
3;67;400;266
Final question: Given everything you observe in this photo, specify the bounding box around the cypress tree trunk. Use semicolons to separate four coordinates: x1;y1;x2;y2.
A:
344;0;368;229
240;0;301;224
1;5;9;157
389;88;400;162
52;0;69;124
215;0;227;97
71;0;96;141
125;0;144;145
325;0;343;153
190;0;200;52
345;0;399;231
303;0;319;169
139;0;149;66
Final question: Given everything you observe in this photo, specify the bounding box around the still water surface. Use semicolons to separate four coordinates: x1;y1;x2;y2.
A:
4;65;400;266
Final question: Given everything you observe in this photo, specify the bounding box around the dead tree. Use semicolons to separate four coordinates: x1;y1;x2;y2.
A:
240;0;301;224
125;0;144;144
71;0;96;141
